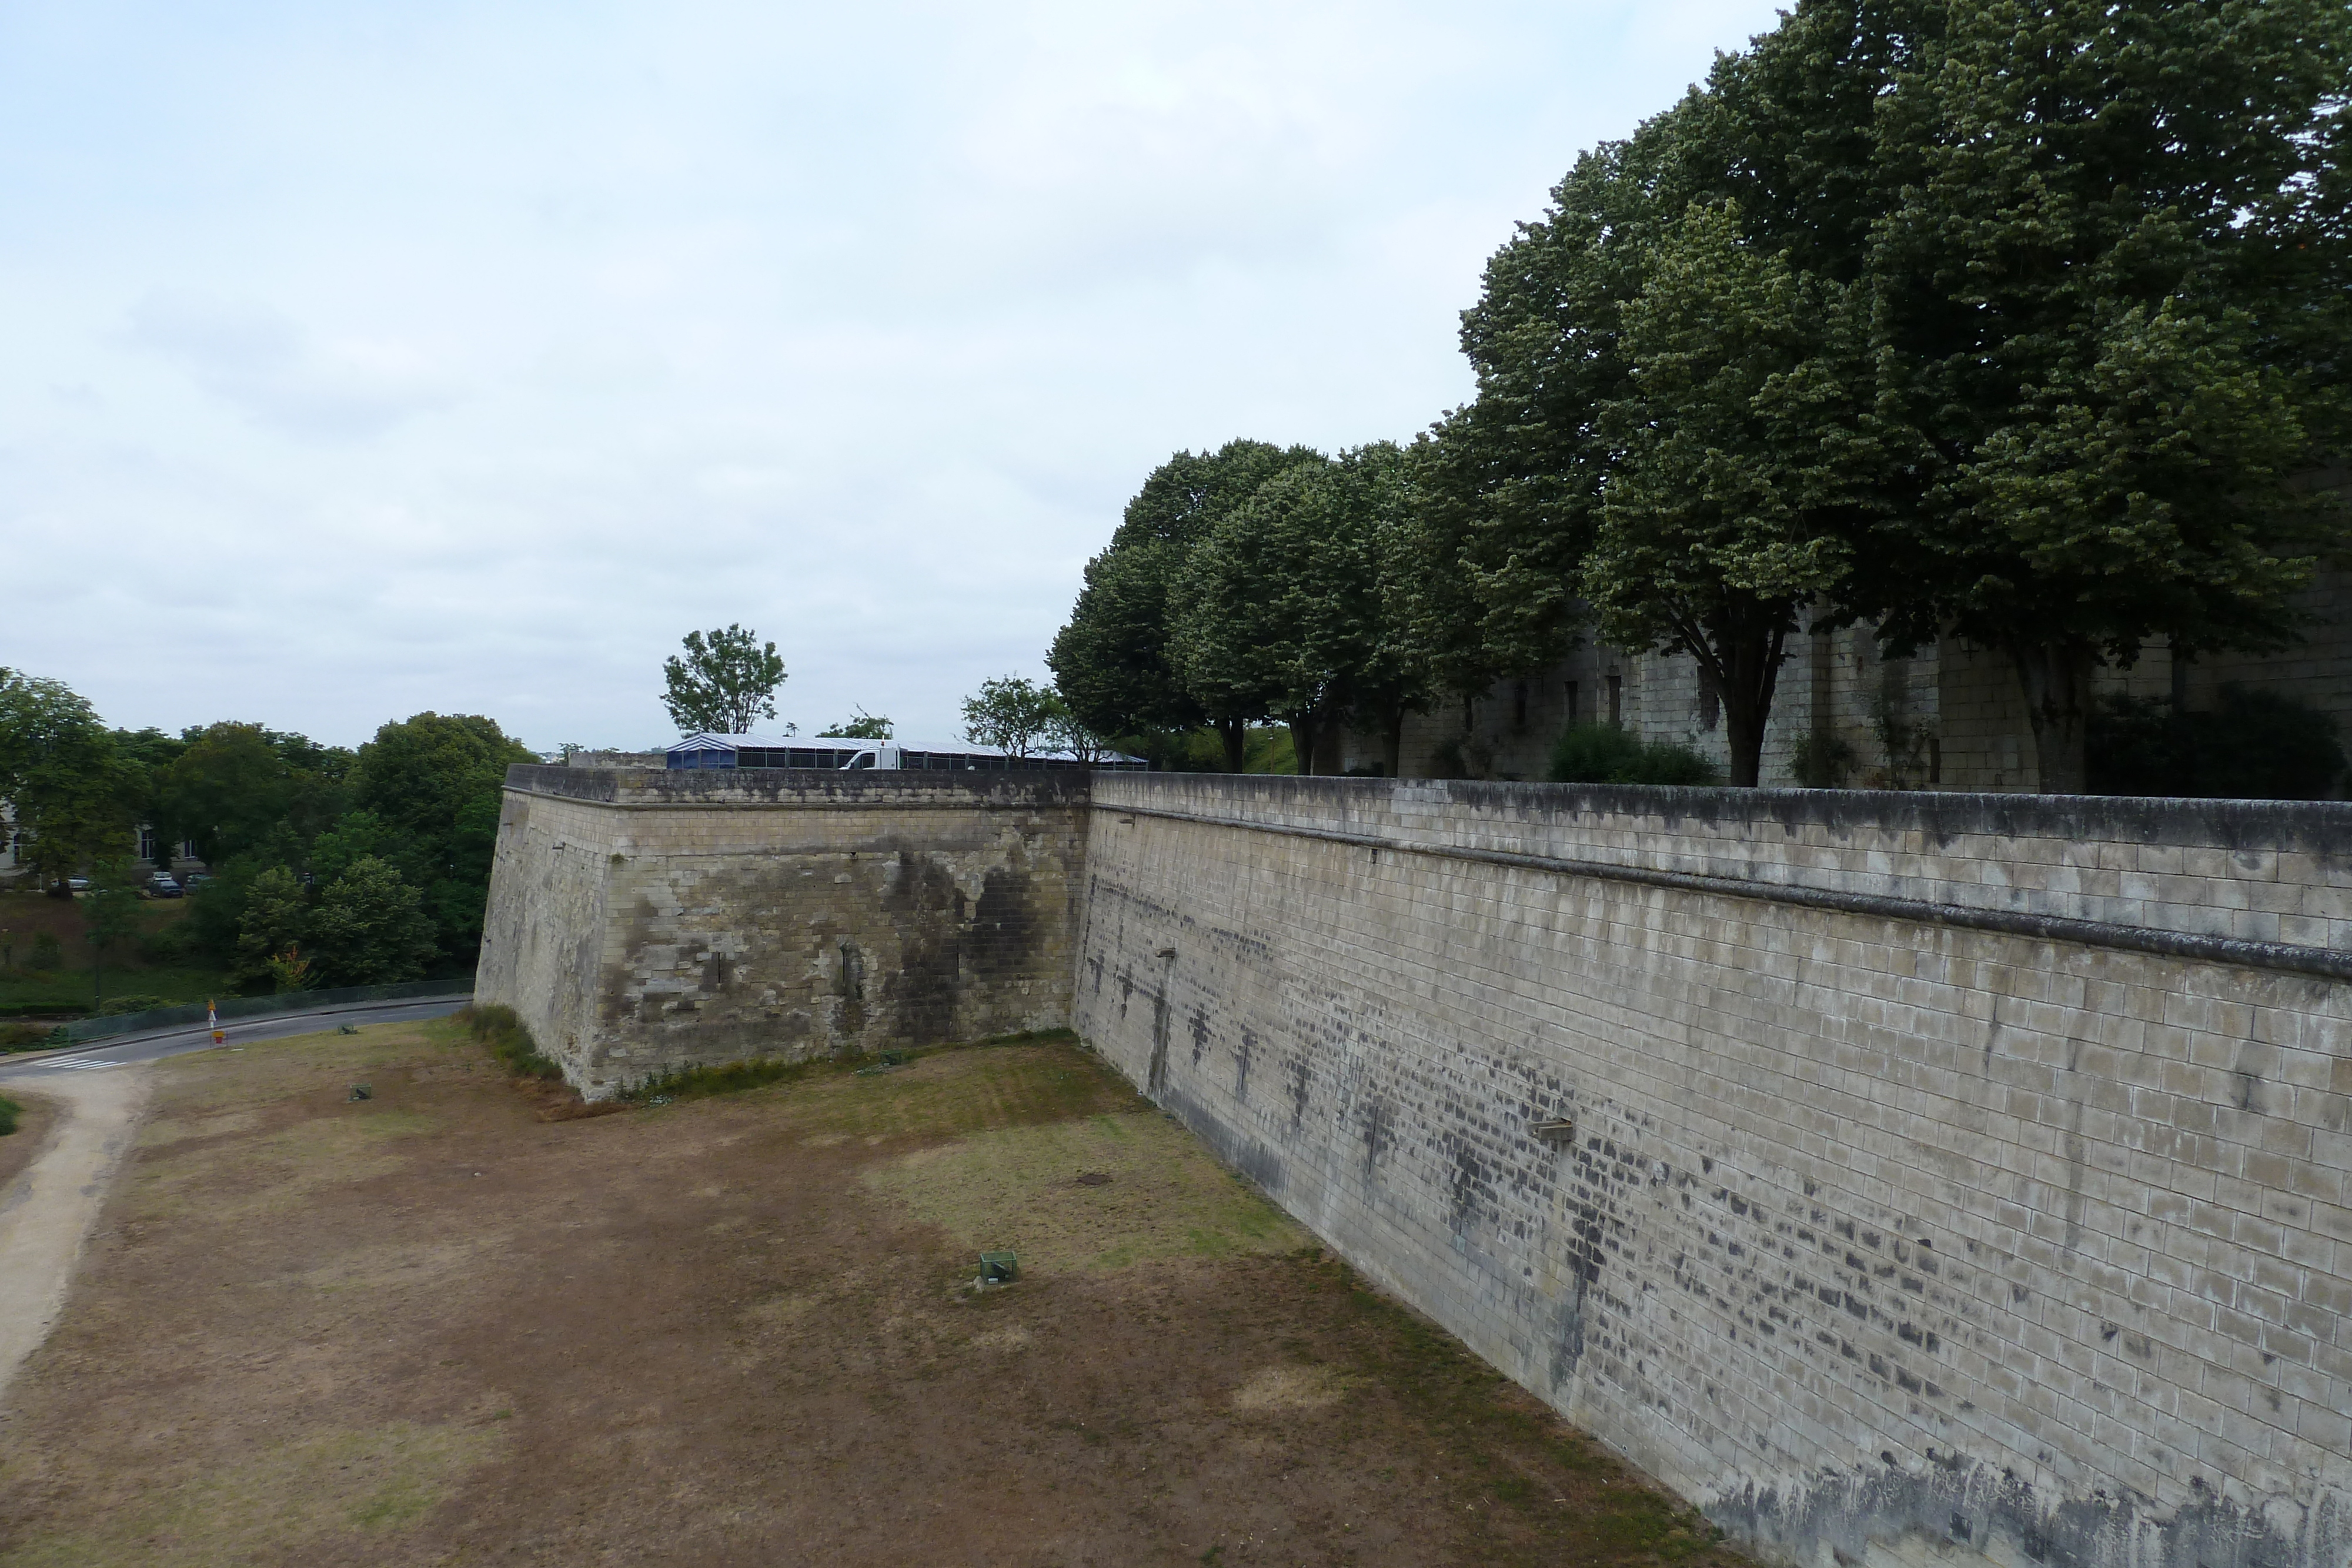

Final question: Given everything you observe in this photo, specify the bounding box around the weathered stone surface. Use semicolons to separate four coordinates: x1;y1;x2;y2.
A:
476;767;1084;1092
1077;776;2352;1568
480;765;2352;1568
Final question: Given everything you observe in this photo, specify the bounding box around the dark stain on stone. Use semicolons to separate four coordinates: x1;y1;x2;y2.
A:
1288;1056;1311;1131
1146;991;1171;1097
1362;1095;1390;1178
1190;1007;1211;1067
969;861;1040;984
1713;1449;2346;1568
1234;1026;1255;1103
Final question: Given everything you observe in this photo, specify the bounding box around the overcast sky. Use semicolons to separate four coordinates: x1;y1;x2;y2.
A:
2;0;1783;753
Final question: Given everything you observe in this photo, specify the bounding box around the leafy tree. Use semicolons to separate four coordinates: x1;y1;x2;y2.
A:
1348;443;1454;775
309;856;437;987
1050;440;1323;771
817;708;893;740
0;671;137;894
1849;0;2352;790
1377;423;1514;763
660;625;787;735
111;727;189;873
308;810;397;885
961;677;1062;760
156;723;298;867
1171;450;1441;776
82;862;145;1009
266;945;316;994
353;713;534;962
1452;99;1718;681
1586;200;1886;786
1042;698;1112;763
231;865;310;993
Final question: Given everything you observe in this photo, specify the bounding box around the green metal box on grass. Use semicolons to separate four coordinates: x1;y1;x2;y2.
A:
979;1252;1018;1284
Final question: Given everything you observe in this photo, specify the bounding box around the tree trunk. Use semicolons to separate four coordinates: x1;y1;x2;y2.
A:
1215;718;1248;774
1712;622;1789;789
1288;715;1321;777
2009;639;2093;794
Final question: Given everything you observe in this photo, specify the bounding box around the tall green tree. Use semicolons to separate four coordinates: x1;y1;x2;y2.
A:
82;862;144;1009
960;677;1061;760
1171;453;1404;776
0;671;136;893
353;713;535;961
111;727;189;872
156;724;299;867
231;865;311;993
1852;0;2352;790
309;856;438;987
816;710;890;740
1050;440;1323;771
1587;200;1887;785
1452;99;1722;681
661;625;787;735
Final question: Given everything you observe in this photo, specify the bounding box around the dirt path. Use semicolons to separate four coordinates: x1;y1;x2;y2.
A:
0;1068;150;1402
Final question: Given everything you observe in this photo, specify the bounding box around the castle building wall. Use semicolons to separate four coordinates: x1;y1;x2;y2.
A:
475;766;1085;1095
1075;773;2352;1568
1344;573;2352;794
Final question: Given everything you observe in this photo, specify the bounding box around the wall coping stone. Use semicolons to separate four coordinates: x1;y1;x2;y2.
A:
1091;774;2352;978
503;763;1093;810
1111;800;2352;981
1090;772;2352;853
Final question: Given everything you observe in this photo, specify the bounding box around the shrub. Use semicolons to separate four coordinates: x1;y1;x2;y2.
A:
97;995;175;1017
136;920;195;964
0;1094;19;1136
1788;731;1858;788
0;1024;51;1052
2088;685;2346;800
454;1003;564;1080
1548;723;1720;787
29;932;61;972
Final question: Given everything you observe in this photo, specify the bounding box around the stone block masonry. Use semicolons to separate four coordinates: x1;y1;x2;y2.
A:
476;766;1085;1093
1076;775;2352;1568
480;763;2352;1568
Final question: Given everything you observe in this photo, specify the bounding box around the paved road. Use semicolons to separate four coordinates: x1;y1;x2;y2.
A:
0;994;472;1082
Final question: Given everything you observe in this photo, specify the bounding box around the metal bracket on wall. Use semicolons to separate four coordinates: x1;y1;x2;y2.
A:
1529;1119;1576;1145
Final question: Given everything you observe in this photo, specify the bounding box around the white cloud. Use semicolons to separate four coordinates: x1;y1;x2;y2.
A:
125;290;456;441
0;0;1785;751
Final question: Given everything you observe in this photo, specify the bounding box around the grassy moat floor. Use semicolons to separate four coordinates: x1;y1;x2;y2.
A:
0;1022;1745;1567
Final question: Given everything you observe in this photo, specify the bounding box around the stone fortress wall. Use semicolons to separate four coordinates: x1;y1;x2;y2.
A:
483;765;2352;1568
475;765;1085;1094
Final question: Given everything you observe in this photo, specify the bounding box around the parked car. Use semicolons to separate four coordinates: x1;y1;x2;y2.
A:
65;876;89;893
148;874;183;898
182;871;213;891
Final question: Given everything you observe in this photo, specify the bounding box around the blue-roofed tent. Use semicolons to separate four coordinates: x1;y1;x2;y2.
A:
663;733;1145;771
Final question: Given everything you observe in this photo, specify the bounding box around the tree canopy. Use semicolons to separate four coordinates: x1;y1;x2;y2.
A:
660;625;788;735
0;670;138;892
1422;0;2352;789
1050;440;1325;771
961;677;1064;760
